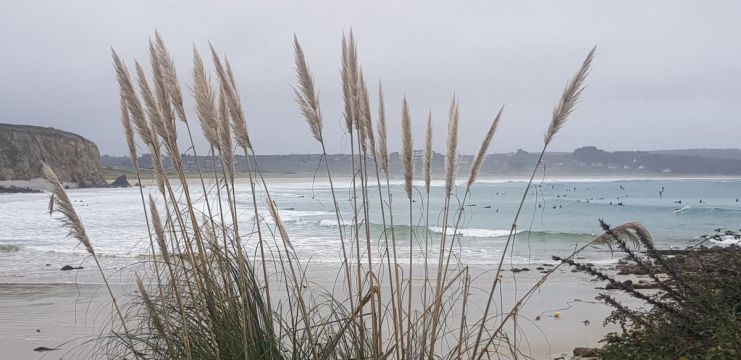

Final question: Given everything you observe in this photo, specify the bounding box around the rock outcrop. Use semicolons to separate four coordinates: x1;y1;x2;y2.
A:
110;174;131;188
0;123;107;186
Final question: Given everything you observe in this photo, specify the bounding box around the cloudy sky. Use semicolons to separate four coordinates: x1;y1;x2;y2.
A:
1;1;739;156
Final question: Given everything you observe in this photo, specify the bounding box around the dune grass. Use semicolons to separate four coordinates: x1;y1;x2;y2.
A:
43;31;597;359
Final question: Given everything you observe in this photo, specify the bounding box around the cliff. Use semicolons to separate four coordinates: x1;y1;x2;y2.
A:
0;123;107;186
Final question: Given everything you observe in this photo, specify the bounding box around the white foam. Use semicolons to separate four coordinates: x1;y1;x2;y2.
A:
428;226;519;238
710;235;741;245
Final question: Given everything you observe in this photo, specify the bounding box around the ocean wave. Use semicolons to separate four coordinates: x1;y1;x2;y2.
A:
427;226;517;238
710;235;741;245
0;244;21;252
673;206;740;215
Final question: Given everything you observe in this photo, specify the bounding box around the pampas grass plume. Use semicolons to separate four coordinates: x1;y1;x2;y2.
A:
293;35;323;143
544;46;595;145
467;106;503;189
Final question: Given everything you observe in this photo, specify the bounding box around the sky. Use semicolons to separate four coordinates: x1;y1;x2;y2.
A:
0;1;739;156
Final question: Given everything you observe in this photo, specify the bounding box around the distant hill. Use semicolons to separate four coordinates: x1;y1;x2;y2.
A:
649;149;741;160
0;123;107;186
100;146;741;177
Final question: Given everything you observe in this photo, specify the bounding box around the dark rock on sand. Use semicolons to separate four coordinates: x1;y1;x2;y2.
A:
60;265;83;271
33;346;59;352
0;185;41;193
606;279;633;290
573;347;600;357
110;174;131;188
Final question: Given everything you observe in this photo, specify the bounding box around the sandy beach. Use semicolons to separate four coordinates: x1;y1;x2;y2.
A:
0;261;644;359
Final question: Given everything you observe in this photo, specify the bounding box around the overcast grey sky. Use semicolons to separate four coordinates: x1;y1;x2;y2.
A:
1;1;739;156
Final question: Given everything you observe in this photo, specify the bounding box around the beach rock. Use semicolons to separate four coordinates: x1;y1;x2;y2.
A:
0;185;41;193
573;347;599;357
60;265;83;271
606;279;633;290
110;174;131;188
33;346;59;352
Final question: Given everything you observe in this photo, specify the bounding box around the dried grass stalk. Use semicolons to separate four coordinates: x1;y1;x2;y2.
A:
544;46;595;145
292;36;323;143
467;106;503;189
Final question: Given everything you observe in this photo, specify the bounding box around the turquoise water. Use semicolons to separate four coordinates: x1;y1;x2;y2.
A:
0;177;739;282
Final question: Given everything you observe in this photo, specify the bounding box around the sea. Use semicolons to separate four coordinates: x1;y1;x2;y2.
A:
1;177;740;284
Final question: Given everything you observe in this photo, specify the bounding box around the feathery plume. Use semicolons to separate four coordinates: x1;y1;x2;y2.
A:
192;47;220;147
120;94;138;165
340;33;358;133
292;35;323;143
467;106;503;189
154;31;187;122
148;41;176;143
218;90;235;183
209;45;251;150
544;46;595;145
41;163;94;256
136;276;167;338
148;195;168;256
376;82;389;174
401;97;413;198
424;111;433;193
217;92;234;183
445;97;459;195
592;221;652;250
112;51;153;148
356;67;375;154
267;200;293;252
135;61;166;140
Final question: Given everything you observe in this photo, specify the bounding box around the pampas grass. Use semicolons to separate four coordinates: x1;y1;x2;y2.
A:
544;46;595;145
400;97;413;199
293;36;323;143
445;97;459;196
424;111;433;193
42;31;599;360
192;48;220;148
467;106;503;189
376;83;389;175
